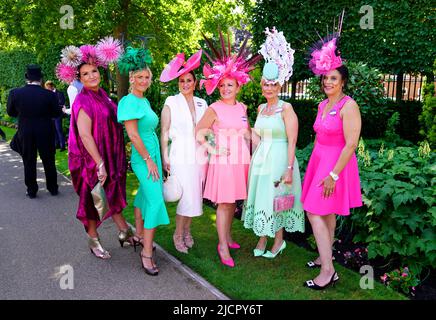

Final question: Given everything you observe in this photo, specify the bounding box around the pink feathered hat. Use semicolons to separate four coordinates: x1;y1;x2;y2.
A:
308;10;345;76
159;49;202;82
200;30;261;95
55;36;123;84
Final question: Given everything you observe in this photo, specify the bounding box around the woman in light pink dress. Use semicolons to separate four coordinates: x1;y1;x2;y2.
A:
301;17;363;290
196;31;261;267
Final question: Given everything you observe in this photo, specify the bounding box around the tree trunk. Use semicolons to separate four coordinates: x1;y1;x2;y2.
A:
396;72;404;102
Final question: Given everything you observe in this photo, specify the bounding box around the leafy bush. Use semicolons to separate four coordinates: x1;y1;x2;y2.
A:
388;99;423;144
0;50;36;89
381;266;420;296
351;139;435;275
237;67;263;126
419;82;436;147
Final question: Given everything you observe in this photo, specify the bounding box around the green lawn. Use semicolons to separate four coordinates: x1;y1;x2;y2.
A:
1;125;407;300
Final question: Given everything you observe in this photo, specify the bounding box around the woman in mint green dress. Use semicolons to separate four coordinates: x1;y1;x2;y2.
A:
117;47;169;276
242;28;304;258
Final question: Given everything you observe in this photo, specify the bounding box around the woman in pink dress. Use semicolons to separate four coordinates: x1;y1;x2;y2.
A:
301;16;363;289
196;31;261;267
56;38;134;259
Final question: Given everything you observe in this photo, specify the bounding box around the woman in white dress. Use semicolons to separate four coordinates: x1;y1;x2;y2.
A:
160;50;208;253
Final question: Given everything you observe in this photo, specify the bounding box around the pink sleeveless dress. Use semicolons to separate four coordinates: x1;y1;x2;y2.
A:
203;101;251;203
301;96;362;216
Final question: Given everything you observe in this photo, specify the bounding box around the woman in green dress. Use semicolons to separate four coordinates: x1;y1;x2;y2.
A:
242;28;304;257
117;47;169;276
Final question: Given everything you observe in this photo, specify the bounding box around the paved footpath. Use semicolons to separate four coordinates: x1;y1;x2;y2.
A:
0;141;227;300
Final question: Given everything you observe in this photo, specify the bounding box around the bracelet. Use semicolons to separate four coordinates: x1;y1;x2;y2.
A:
329;171;339;181
143;155;151;162
97;160;104;169
287;165;293;170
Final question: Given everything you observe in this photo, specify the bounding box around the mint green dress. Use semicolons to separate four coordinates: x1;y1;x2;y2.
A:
242;100;305;237
117;94;169;229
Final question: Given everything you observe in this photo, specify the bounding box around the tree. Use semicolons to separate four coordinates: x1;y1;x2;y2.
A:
0;0;254;99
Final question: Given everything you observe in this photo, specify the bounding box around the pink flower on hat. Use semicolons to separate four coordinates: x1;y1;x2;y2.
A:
309;39;343;75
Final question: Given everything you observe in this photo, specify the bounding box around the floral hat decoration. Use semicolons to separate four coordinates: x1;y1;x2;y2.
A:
117;46;153;75
159;49;202;82
259;27;295;86
55;36;123;83
200;29;262;95
308;10;345;76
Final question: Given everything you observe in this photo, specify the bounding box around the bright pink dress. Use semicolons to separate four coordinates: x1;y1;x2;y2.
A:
203;101;250;204
301;96;362;216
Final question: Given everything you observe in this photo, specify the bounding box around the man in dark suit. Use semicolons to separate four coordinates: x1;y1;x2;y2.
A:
45;80;66;151
7;64;63;198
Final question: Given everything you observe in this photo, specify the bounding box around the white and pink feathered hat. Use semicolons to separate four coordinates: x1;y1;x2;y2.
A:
55;36;123;84
159;50;203;82
200;30;262;95
308;10;345;76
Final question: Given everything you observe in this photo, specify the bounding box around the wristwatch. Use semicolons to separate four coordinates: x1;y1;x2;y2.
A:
329;171;339;181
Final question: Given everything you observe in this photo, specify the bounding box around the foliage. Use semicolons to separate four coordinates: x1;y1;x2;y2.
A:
252;0;436;79
389;99;423;144
419;81;436;147
0;0;254;99
0;50;36;89
351;139;435;275
342;246;369;270
237;67;263;126
295;142;314;177
384;112;402;144
381;266;420;296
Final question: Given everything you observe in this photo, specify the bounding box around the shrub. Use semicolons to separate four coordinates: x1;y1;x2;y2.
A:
381;266;420;296
419;82;436;148
351;139;435;275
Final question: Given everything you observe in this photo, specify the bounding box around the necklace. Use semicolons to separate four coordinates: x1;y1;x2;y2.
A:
264;101;279;114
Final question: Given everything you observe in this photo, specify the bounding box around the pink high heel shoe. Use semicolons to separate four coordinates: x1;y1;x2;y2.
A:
228;242;241;249
217;244;235;268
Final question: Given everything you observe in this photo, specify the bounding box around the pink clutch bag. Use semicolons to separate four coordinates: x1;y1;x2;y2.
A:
273;194;295;212
273;180;295;212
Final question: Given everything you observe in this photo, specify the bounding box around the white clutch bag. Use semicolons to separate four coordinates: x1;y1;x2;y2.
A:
163;173;183;202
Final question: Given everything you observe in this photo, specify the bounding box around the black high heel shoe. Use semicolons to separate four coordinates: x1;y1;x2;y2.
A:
118;226;134;248
139;252;159;276
306;256;336;268
304;272;339;290
131;235;157;253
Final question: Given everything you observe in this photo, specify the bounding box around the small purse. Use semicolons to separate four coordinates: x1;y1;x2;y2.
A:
163;172;183;202
91;181;110;220
273;180;295;213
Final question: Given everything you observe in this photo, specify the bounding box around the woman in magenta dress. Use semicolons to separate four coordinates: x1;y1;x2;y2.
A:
301;16;363;289
196;31;261;267
56;38;134;259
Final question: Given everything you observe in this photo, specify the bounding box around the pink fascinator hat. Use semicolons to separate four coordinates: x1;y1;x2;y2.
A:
56;36;123;84
308;10;345;76
200;30;262;95
160;49;202;82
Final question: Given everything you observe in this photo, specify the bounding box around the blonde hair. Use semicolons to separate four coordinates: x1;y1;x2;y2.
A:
128;67;152;93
